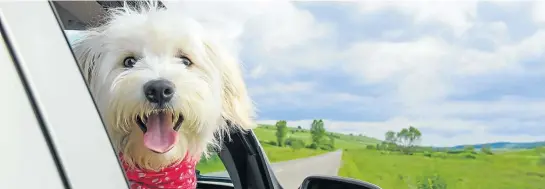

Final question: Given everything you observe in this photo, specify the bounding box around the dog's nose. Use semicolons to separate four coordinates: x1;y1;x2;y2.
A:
143;79;175;104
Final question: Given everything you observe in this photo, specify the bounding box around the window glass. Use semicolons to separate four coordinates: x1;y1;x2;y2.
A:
196;152;228;177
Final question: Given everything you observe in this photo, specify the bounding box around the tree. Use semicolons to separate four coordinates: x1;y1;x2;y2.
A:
329;134;336;148
385;130;397;144
396;126;422;154
310;119;326;148
480;145;493;155
384;130;398;151
275;120;288;147
464;145;475;152
297;126;302;130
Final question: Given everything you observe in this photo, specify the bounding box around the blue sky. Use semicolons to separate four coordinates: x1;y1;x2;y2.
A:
167;1;545;146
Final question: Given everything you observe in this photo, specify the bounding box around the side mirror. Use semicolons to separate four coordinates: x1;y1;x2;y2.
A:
299;175;381;189
195;170;201;176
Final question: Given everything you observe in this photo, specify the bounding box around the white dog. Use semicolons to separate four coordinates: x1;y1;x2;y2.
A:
70;1;255;188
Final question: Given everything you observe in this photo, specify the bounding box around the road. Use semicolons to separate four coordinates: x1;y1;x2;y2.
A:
204;150;343;189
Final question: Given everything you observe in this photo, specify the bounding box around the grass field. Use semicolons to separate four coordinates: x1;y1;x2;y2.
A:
339;148;545;189
197;125;380;173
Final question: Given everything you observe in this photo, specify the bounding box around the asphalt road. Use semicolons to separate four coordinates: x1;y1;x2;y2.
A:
204;150;343;189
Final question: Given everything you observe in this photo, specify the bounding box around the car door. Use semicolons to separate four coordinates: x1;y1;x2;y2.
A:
0;18;66;189
0;1;128;189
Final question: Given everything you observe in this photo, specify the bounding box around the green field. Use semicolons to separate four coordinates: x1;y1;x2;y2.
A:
339;148;545;189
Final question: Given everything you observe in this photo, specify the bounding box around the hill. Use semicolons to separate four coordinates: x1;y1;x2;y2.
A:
255;124;382;148
449;141;545;150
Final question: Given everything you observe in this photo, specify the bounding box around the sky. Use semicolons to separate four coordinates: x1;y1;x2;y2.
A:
164;0;545;147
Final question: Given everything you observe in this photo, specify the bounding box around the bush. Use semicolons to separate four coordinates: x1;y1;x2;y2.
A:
480;147;493;155
446;150;463;154
284;137;295;146
290;138;305;151
461;152;477;159
308;143;318;149
423;151;432;157
416;173;447;189
366;145;376;150
267;141;277;146
319;143;335;151
434;152;447;159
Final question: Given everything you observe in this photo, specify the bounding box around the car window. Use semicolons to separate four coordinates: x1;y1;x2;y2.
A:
53;1;238;187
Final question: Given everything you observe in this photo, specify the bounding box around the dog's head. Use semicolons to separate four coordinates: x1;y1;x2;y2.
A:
71;1;255;171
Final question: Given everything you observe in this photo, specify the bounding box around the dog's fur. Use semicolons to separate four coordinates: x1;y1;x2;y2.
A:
71;1;255;171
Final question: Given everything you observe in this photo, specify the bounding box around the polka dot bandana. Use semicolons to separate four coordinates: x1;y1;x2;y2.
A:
119;153;198;189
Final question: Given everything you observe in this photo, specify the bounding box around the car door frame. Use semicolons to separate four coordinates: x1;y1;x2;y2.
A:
0;1;129;189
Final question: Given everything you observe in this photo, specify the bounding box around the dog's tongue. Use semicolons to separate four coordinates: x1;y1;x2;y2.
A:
143;112;178;153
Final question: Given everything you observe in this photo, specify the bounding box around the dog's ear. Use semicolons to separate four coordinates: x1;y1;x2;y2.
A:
203;40;257;130
69;31;102;92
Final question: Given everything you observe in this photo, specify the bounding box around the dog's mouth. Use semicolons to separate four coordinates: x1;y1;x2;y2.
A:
136;110;184;154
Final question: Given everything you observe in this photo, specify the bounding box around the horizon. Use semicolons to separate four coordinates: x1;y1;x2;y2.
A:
165;1;545;147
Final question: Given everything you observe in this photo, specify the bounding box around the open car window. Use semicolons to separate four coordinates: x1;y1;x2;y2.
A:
52;1;245;188
56;2;237;187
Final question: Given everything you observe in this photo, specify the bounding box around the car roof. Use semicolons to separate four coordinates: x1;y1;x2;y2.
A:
52;1;165;30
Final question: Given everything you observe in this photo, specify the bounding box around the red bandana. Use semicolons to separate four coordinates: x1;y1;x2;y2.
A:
119;153;198;189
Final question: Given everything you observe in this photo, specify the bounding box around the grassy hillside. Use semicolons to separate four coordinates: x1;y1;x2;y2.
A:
254;125;381;149
339;148;545;189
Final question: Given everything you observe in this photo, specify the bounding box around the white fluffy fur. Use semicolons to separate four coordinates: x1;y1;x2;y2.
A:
71;1;256;171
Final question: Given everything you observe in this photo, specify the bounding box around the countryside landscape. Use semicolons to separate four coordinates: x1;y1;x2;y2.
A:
197;120;545;189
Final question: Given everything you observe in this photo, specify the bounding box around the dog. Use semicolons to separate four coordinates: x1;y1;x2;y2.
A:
70;1;256;188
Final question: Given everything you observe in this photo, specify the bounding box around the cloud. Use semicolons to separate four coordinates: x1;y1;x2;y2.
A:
165;1;545;146
164;0;335;77
532;1;545;24
355;1;478;36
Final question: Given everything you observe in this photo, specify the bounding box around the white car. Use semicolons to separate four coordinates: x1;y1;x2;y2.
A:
0;1;381;189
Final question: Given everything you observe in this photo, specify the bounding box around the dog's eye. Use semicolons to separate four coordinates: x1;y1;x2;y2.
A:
179;56;192;66
123;57;137;68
